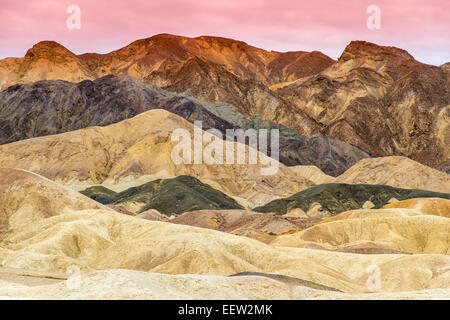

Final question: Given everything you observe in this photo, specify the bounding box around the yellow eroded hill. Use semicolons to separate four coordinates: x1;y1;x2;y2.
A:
336;156;450;193
289;165;336;185
0;169;449;294
0;269;449;300
272;198;450;254
382;198;450;217
0;168;107;234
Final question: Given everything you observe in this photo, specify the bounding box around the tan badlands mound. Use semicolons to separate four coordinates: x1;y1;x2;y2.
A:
0;109;315;207
171;209;319;243
0;270;297;300
289;165;335;185
274;216;450;254
1;169;450;294
336;156;450;193
0;269;449;300
0;168;107;236
302;242;410;255
138;209;170;222
272;198;450;254
382;198;450;217
316;198;450;224
2;209;450;293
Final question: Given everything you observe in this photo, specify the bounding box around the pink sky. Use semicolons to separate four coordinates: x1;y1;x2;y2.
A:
0;0;449;65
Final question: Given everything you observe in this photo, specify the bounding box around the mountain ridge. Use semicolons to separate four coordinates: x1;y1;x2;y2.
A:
0;34;448;171
0;75;372;175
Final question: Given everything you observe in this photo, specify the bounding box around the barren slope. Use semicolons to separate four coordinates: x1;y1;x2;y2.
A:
1;269;449;300
272;198;450;254
0;109;315;207
1;36;445;170
171;209;319;243
1;169;449;294
0;75;372;175
336;156;450;193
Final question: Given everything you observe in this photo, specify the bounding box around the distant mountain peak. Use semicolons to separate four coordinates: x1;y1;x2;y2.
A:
31;40;65;48
25;40;75;60
339;40;414;62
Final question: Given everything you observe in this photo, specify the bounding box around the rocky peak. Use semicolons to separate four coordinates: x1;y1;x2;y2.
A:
24;41;76;60
339;40;414;63
195;35;250;48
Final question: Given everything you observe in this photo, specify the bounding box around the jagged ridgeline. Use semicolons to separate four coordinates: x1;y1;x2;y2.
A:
0;75;372;175
0;33;449;300
1;35;448;172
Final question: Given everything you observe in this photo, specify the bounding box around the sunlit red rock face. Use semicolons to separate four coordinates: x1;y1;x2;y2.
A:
0;41;96;86
0;34;333;135
0;35;448;171
275;41;450;171
0;34;334;91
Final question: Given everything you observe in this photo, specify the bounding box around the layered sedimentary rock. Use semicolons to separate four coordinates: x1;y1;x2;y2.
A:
0;168;108;236
0;35;447;170
1;268;449;300
336;156;450;193
1;169;449;295
381;197;450;217
0;35;334;88
272;198;450;255
275;41;450;171
0;35;331;137
0;75;371;175
0;109;315;207
171;209;319;243
0;75;236;145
